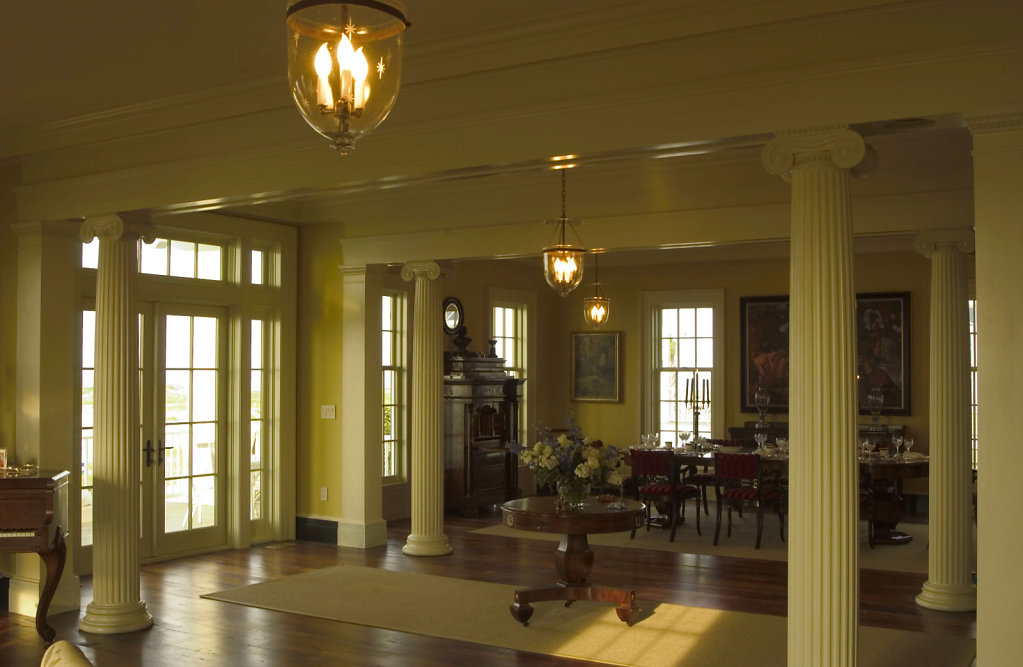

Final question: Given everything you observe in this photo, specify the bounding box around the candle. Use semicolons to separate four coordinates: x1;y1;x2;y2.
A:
704;378;709;403
352;46;368;109
685;378;690;402
314;43;334;108
337;34;356;102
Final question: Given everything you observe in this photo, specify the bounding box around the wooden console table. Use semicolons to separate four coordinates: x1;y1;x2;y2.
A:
500;496;644;626
0;469;69;641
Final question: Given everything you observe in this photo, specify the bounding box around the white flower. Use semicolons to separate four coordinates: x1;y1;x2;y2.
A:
575;463;591;478
543;456;559;470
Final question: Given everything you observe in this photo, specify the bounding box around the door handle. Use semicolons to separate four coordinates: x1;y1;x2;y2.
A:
157;440;174;465
144;440;175;466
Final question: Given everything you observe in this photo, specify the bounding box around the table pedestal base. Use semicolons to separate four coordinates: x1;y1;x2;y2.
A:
510;584;638;626
509;533;638;626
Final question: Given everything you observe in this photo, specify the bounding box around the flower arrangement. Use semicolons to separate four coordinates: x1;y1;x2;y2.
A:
514;421;624;506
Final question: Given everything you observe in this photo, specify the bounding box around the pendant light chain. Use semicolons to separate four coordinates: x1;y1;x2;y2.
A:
560;169;568;244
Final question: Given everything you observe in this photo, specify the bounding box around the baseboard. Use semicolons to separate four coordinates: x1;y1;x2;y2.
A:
295;516;338;544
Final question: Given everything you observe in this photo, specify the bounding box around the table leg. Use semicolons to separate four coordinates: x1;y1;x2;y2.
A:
872;481;913;545
36;531;67;642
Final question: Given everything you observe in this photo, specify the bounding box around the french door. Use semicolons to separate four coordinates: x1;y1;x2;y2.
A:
142;303;228;558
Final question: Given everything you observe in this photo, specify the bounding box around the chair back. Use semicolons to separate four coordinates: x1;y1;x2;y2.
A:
630;448;674;480
714;452;759;481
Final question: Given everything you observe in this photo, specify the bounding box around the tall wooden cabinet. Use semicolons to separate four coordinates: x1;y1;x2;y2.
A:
443;353;525;516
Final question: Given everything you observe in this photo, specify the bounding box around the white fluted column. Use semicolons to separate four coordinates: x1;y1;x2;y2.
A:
79;214;154;634
914;229;977;611
763;127;873;667
401;261;451;556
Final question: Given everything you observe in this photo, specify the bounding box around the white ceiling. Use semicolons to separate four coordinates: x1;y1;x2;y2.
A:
1;0;1003;259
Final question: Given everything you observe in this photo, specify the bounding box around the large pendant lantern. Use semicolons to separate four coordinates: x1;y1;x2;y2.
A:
287;1;409;155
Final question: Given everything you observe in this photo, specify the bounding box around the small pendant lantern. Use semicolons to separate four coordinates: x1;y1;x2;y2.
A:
542;168;585;296
582;252;610;328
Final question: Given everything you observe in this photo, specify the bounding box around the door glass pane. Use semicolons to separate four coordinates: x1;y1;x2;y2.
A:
192;371;217;422
165;370;191;423
193;317;217;367
251;321;263;368
250;371;262;419
164;478;189;533
192;477;216;529
250;471;262;520
164;424;191;477
165;316;191;368
193;423;216;475
250;422;261;467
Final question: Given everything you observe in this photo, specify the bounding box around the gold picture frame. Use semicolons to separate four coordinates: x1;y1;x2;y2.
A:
570;331;621;402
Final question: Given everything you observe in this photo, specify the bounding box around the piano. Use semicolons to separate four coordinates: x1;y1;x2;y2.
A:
0;469;69;641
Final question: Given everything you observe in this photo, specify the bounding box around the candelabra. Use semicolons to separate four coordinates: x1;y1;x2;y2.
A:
684;373;711;440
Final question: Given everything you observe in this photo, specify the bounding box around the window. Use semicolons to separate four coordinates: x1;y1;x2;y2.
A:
80;310;96;547
493;305;525;378
251;249;265;285
82;237;224;280
493;301;527;436
381;293;406;480
969;298;978;470
644;290;724;444
250;318;266;520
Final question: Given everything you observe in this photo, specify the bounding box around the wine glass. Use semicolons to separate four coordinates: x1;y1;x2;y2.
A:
859;437;872;460
754;431;768;452
904;437;914;457
891;432;905;458
678;431;691;451
777;437;789;457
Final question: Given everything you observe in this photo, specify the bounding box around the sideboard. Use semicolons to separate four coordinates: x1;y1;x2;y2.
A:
443;353;525;516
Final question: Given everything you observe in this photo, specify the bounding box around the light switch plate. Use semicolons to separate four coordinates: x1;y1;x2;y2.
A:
320;404;336;419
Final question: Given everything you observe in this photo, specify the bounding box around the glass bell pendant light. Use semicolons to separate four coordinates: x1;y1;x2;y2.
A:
542;168;585;296
582;252;610;328
287;1;409;154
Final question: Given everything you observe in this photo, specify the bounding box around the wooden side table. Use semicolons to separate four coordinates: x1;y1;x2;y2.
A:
500;496;644;626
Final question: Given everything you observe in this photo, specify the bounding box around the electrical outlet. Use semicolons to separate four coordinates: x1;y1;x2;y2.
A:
320;404;336;419
320;487;328;501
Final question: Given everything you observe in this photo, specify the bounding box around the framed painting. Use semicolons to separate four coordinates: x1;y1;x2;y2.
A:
740;292;911;415
740;296;790;413
856;292;910;415
570;331;621;402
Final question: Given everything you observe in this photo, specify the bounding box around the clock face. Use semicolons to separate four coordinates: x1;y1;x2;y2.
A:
442;297;463;334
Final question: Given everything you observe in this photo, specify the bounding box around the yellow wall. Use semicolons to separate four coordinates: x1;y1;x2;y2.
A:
295;224;346;518
295;240;974;517
0;167;19;459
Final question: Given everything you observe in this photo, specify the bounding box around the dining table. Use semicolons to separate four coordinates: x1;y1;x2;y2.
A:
630;444;928;546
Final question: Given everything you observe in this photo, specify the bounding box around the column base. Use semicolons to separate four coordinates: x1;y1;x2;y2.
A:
338;518;388;549
916;580;977;611
79;599;154;634
402;532;452;557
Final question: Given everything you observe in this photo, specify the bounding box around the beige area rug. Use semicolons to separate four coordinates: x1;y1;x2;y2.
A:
202;564;975;667
474;506;977;575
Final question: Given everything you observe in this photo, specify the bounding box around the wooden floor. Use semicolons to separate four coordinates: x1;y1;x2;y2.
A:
3;513;975;666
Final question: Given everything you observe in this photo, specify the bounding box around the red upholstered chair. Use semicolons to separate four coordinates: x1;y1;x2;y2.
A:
629;448;701;542
713;452;785;549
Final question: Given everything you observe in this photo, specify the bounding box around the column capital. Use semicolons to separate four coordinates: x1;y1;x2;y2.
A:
913;228;975;258
762;126;872;180
80;213;155;244
400;260;441;282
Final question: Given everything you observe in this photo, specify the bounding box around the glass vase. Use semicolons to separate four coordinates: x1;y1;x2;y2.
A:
555;478;591;510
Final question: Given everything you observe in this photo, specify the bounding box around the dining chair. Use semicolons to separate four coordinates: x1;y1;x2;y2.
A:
629;448;700;542
713;452;785;549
